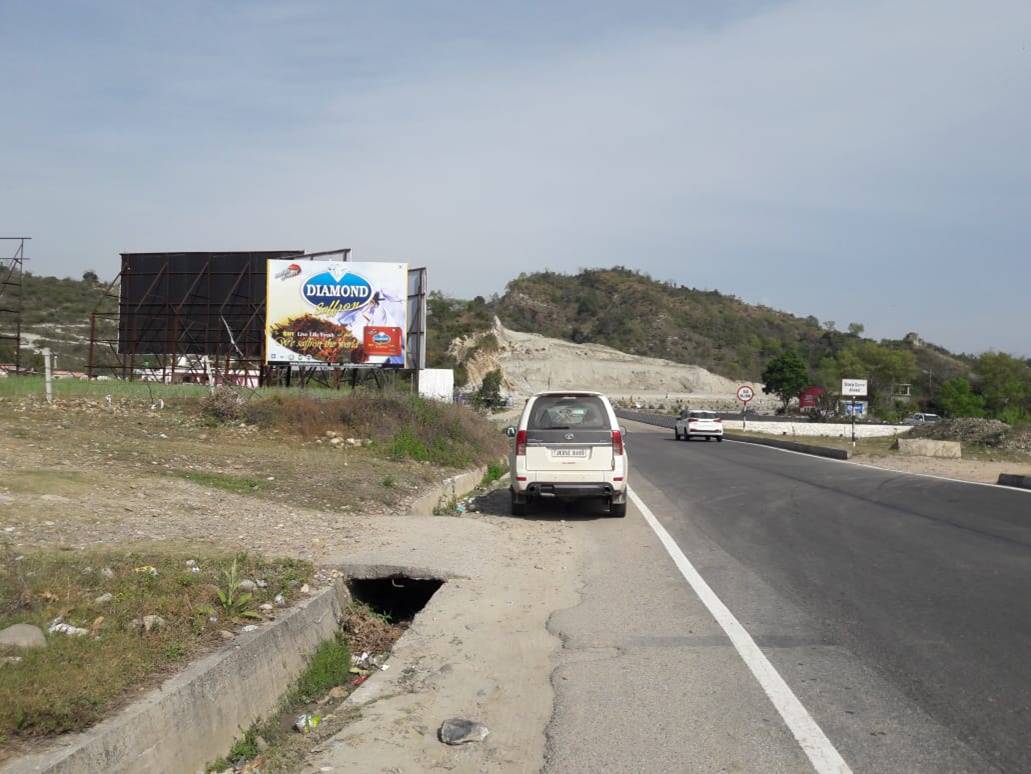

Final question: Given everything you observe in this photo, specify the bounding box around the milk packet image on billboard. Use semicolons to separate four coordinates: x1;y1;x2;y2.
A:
265;260;408;366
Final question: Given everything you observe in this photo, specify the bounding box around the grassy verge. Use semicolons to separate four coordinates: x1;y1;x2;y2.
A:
0;547;312;744
167;470;269;495
233;391;508;469
480;461;509;488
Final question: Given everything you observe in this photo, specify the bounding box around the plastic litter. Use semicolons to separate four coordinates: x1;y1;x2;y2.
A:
293;713;321;733
47;618;88;637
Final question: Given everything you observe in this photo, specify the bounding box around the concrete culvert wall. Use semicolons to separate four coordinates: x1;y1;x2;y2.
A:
347;576;444;621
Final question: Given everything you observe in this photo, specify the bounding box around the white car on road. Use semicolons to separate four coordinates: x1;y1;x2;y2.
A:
674;409;724;441
507;391;629;517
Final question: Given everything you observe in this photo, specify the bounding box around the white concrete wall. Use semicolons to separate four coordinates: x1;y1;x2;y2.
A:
724;421;913;439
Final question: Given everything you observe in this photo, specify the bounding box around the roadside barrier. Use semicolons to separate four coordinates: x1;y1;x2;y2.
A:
997;474;1031;490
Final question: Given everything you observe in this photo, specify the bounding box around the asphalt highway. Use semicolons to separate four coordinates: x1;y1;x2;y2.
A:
597;424;1031;774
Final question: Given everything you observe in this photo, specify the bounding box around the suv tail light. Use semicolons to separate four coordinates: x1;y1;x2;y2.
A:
714;417;722;423
515;430;527;456
612;430;624;456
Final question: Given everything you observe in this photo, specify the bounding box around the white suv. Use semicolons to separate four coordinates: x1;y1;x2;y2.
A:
507;391;629;517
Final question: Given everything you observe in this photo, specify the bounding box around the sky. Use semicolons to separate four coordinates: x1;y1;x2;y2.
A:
1;0;1029;355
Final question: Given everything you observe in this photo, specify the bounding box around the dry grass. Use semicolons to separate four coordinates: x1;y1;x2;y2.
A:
239;391;508;468
0;546;311;747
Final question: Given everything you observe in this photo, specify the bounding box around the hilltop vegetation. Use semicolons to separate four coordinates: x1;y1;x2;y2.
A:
0;270;116;370
6;267;1027;423
431;267;1027;422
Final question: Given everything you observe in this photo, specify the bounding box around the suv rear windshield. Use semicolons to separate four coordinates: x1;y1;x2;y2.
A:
529;395;610;430
689;411;718;420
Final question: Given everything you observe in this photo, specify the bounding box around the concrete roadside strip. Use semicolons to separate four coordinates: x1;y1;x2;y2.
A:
301;512;579;773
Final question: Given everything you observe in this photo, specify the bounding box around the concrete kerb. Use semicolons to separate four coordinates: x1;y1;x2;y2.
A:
723;433;852;460
997;474;1031;490
407;458;507;515
3;582;351;774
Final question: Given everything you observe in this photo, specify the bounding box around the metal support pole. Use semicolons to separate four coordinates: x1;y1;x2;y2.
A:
43;348;53;403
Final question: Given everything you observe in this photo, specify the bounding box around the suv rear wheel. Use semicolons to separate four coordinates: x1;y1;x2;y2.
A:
510;488;527;517
609;500;627;518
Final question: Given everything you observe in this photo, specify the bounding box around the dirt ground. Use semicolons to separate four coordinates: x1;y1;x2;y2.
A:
0;397;452;560
849;453;1031;485
1;396;585;774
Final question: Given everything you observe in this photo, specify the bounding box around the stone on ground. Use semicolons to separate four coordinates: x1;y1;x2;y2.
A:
438;718;490;745
0;623;47;649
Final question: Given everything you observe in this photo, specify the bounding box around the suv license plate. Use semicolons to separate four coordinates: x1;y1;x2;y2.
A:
551;448;589;458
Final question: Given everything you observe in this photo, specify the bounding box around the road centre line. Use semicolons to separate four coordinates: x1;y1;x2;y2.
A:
628;486;852;774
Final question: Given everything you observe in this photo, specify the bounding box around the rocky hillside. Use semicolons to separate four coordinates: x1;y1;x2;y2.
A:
492;268;973;384
449;317;779;408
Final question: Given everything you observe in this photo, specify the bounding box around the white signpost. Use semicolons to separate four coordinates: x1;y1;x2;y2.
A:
737;385;754;430
841;378;868;446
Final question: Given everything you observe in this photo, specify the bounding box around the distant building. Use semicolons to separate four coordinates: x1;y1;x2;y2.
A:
798;386;826;411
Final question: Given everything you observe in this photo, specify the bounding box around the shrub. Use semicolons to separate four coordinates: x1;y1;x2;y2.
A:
200;388;245;422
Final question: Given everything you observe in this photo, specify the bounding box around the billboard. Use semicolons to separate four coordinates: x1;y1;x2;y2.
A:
119;251;301;356
265;260;407;366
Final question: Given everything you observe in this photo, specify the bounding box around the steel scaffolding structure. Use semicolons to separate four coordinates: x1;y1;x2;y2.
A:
0;237;29;374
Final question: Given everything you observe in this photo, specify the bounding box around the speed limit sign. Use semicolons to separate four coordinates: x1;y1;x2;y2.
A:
737;385;754;403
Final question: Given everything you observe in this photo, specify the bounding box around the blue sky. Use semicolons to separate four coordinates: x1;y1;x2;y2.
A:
1;0;1029;355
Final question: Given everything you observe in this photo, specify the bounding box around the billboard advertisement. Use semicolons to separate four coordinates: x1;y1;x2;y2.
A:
265;260;407;366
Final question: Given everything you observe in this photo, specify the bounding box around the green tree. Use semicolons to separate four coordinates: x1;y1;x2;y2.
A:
974;352;1031;422
475;369;504;410
937;377;985;418
761;349;810;412
834;340;918;414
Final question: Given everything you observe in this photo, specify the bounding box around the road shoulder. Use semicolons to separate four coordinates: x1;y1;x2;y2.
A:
302;512;580;774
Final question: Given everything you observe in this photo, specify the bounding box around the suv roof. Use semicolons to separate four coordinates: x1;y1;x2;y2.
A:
531;390;605;398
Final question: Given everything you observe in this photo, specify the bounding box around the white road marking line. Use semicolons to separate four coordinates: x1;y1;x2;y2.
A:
721;439;1031;494
628;486;852;774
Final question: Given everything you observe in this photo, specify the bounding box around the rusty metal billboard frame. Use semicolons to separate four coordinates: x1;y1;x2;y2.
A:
0;237;29;374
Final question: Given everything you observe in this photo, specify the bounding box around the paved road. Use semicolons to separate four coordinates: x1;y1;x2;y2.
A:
538;420;1031;773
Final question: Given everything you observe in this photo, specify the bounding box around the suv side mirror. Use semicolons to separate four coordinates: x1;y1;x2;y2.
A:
504;426;517;438
619;426;627;436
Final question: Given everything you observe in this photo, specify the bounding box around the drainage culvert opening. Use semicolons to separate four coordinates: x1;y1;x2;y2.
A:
347;576;444;622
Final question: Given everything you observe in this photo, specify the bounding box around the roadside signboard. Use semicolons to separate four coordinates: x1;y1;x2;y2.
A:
737;385;754;430
840;378;867;446
841;378;868;397
265;260;408;366
840;400;868;417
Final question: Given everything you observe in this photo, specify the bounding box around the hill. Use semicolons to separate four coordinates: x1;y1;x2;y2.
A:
0;271;116;371
491;268;965;382
448;316;777;407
